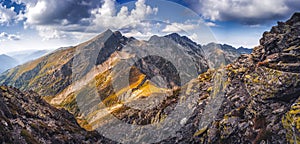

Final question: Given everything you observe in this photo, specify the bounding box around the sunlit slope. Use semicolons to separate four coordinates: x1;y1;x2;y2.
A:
0;47;75;96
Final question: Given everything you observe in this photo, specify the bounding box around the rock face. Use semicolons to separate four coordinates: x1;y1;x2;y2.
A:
0;86;113;143
252;13;300;73
164;33;208;73
202;43;252;68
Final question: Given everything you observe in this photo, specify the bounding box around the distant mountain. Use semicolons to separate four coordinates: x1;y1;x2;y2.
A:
202;43;252;68
237;47;252;54
7;50;50;64
0;54;18;73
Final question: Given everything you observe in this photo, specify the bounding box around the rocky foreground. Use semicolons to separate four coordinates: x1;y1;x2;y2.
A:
159;12;300;143
160;12;300;143
0;86;114;143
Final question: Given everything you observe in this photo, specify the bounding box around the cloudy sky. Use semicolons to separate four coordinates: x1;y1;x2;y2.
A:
0;0;299;54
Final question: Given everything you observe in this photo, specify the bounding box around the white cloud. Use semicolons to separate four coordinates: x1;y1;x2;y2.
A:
196;0;299;24
161;19;218;34
89;0;158;31
162;22;196;33
0;32;20;41
205;22;218;27
189;33;199;42
25;0;48;25
35;26;66;40
18;0;158;40
123;30;154;40
19;0;100;39
12;0;37;5
0;5;18;25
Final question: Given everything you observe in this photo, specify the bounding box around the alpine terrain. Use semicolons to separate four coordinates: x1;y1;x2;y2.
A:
0;12;299;143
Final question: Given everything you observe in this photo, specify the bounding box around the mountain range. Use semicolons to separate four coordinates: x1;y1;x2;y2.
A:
0;50;50;74
0;54;18;73
0;12;299;143
7;49;50;64
202;43;252;68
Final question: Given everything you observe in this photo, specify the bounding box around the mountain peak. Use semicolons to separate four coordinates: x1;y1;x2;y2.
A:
148;35;160;42
90;29;114;42
164;33;181;39
104;29;113;34
113;30;122;38
287;12;300;25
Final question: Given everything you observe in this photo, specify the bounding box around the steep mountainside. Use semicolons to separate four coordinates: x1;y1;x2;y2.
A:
202;43;252;68
0;30;209;130
0;86;113;143
0;47;75;96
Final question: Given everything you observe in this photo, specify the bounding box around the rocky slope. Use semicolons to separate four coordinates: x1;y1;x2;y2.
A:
0;86;113;143
156;12;300;143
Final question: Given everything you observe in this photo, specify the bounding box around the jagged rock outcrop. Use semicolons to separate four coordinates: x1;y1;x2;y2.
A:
0;86;114;143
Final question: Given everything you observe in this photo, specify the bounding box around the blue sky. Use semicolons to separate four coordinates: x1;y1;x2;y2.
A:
0;0;299;54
